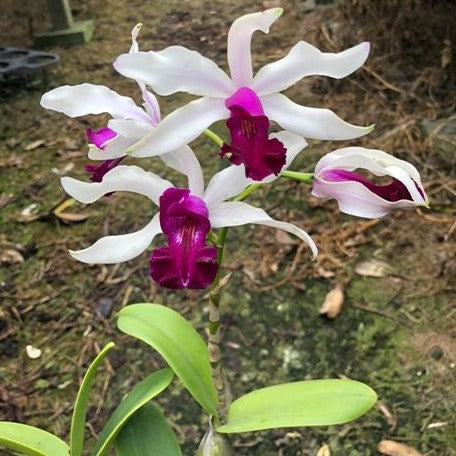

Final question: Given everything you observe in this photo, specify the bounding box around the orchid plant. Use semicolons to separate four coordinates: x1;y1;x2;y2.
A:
0;8;429;456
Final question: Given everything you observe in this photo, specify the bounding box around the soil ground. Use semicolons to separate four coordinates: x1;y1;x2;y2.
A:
0;0;455;455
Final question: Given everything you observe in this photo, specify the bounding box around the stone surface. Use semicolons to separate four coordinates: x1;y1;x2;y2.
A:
34;20;94;47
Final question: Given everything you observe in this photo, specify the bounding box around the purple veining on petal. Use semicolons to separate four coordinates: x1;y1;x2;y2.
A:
85;158;124;183
322;169;415;202
86;127;117;149
222;87;286;181
150;187;218;289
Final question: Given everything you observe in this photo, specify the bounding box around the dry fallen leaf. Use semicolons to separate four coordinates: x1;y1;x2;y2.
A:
0;193;15;210
25;139;46;151
316;443;331;456
17;203;47;223
377;440;423;456
53;212;91;223
319;283;344;319
355;259;390;277
377;401;397;429
52;197;91;224
0;248;25;265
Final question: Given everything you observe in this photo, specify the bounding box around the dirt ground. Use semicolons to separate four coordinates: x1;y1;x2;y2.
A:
0;0;455;455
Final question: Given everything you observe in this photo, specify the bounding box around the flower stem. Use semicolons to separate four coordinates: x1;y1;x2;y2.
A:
234;183;261;201
204;129;224;147
207;180;261;422
208;226;230;423
281;170;314;184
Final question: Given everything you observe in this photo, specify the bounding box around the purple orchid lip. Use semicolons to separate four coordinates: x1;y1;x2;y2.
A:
86;126;117;149
85;158;124;183
322;169;417;202
85;126;123;183
150;187;218;289
222;87;286;181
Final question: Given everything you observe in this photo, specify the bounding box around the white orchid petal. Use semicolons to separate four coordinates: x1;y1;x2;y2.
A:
87;137;135;160
262;93;373;140
316;147;422;183
40;83;150;122
227;8;283;87
141;88;161;124
107;119;153;140
127;97;229;157
252;41;370;95
311;178;421;218
160;146;205;198
209;201;317;257
204;166;250;207
61;165;173;205
114;47;234;97
129;23;142;53
384;166;425;203
70;213;161;264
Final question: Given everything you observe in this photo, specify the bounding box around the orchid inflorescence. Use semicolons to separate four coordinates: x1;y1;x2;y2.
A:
41;9;427;290
0;8;429;455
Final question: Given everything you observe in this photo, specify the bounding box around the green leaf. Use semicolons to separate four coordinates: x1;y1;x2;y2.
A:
92;368;174;456
115;403;181;456
0;422;69;456
216;379;377;433
117;304;218;416
70;342;115;456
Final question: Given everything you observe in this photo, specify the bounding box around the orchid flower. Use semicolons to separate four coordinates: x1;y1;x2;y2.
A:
311;147;428;218
60;146;317;289
113;9;373;181
40;24;162;182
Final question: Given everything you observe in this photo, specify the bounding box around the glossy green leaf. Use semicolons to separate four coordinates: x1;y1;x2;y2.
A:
70;342;115;456
115;403;181;456
216;379;377;433
92;368;174;456
117;304;218;416
0;422;69;456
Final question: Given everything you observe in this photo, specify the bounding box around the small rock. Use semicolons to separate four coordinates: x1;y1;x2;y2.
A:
355;259;390;277
26;344;42;359
430;345;444;360
97;298;114;318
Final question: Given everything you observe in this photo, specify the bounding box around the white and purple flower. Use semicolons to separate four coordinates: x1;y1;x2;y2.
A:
113;9;373;181
61;144;317;289
312;147;428;218
40;24;160;182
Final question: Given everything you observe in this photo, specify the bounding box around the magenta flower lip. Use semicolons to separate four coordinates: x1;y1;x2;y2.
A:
150;187;218;289
222;87;287;181
321;169;416;203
